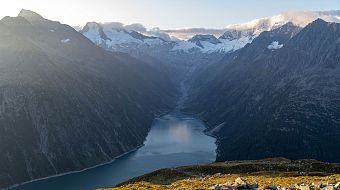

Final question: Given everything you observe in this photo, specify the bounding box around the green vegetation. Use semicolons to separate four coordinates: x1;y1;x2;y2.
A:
97;158;340;190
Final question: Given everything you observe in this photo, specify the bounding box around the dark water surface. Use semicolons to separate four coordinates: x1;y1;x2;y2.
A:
13;112;216;190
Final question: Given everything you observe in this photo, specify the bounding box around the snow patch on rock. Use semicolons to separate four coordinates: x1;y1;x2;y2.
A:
61;39;70;43
267;41;283;50
171;41;199;52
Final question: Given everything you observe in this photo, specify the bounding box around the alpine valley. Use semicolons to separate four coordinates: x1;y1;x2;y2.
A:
0;8;340;190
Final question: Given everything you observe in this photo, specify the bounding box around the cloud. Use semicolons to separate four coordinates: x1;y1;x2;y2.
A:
124;23;147;33
77;10;340;42
146;27;172;41
224;10;340;32
85;22;146;32
161;28;226;40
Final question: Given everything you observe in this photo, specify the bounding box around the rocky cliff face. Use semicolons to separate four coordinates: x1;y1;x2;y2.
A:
185;20;340;163
0;10;177;188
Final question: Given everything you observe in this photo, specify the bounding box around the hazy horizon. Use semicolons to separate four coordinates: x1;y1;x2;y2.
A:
1;0;339;29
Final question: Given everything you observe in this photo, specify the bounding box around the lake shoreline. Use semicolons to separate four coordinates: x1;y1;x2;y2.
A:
9;111;217;190
5;145;144;190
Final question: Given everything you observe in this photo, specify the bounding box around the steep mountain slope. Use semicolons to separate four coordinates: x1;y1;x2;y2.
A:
0;10;177;188
185;20;340;163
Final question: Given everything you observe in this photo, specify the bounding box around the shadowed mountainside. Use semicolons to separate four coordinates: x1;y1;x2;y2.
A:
0;10;178;188
185;20;340;163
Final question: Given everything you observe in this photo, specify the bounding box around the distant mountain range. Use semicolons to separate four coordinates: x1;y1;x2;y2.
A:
76;10;340;54
75;10;340;75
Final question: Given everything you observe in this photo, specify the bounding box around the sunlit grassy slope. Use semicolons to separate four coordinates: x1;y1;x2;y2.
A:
97;158;340;190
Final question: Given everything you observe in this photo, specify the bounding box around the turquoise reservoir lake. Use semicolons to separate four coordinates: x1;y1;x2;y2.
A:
13;112;216;190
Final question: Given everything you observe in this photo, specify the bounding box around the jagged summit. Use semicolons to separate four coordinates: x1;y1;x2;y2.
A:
81;21;101;31
80;22;111;41
189;34;221;48
299;18;331;34
310;18;328;25
292;18;334;41
18;9;44;21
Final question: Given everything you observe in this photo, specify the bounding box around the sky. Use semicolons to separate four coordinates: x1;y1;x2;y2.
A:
1;0;339;29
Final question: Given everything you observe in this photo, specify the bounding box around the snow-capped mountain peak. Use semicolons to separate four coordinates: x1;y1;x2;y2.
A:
80;22;166;51
81;22;111;44
214;10;340;53
225;11;340;35
189;34;221;47
79;10;340;55
177;33;251;53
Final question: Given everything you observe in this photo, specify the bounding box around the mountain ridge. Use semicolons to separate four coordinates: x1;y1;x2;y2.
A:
184;19;340;163
0;10;178;189
76;10;340;65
